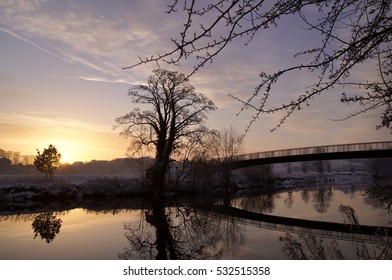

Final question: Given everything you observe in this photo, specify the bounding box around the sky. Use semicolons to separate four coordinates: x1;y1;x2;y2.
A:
0;0;391;164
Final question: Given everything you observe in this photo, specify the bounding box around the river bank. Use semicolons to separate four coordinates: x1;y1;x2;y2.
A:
1;170;389;215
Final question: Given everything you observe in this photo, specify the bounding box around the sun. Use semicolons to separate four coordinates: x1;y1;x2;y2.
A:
59;153;71;164
51;141;81;164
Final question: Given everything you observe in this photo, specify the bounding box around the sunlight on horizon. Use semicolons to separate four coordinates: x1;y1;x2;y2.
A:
1;0;391;165
51;141;91;164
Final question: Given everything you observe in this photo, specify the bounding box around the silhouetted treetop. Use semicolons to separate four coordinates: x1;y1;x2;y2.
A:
34;144;61;180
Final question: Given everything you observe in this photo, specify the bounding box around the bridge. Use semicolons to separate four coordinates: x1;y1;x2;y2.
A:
202;204;392;244
231;141;392;169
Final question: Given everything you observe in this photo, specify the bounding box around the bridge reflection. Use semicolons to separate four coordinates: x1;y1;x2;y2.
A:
232;141;392;168
202;204;392;244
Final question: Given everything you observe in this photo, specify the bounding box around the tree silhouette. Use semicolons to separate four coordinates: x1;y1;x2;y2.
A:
32;212;62;243
34;144;61;180
115;69;216;193
125;1;392;133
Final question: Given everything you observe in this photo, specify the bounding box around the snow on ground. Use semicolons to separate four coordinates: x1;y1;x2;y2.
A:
0;173;144;210
0;158;385;208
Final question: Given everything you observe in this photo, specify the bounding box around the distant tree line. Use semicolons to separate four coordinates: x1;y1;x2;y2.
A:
0;148;35;165
0;156;153;176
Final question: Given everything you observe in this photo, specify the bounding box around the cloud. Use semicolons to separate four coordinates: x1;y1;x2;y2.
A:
78;76;137;85
0;27;63;60
0;0;47;15
0;0;266;105
0;0;173;83
0;111;111;133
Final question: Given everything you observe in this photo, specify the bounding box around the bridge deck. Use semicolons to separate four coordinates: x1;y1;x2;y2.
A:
231;141;392;168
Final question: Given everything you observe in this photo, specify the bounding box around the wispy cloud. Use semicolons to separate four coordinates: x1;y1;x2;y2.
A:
78;76;136;85
0;1;172;82
0;26;62;60
0;111;111;133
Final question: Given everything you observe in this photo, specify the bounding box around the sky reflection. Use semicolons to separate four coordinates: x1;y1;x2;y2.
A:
0;186;391;260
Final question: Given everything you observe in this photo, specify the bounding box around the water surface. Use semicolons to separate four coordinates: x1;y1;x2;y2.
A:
1;185;391;260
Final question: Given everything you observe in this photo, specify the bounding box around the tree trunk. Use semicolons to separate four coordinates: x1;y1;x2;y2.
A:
146;156;170;195
146;127;175;195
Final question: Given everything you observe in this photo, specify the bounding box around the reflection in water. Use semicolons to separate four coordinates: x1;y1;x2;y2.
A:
118;197;244;260
279;204;392;260
312;188;333;213
239;191;280;214
338;203;392;259
363;184;392;212
284;191;294;209
338;205;360;230
32;212;62;243
279;232;343;260
1;184;391;259
300;189;310;204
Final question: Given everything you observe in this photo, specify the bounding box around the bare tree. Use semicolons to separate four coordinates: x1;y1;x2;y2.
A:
168;130;217;188
115;69;216;193
125;0;392;133
212;126;244;188
214;126;244;163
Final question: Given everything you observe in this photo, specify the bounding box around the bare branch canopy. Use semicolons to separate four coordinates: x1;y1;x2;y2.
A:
124;0;392;133
115;69;217;191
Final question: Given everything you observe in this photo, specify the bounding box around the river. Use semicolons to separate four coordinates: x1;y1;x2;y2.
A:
0;184;391;260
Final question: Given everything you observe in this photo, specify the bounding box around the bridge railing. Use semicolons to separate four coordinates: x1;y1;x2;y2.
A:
235;141;392;161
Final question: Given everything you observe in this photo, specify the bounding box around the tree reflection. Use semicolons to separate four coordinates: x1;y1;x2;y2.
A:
279;233;343;260
239;191;280;214
363;184;392;212
119;197;244;260
300;189;310;204
284;191;294;209
279;204;392;259
338;205;360;232
31;212;62;243
312;188;333;213
338;204;392;259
